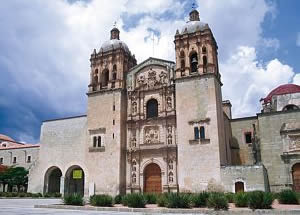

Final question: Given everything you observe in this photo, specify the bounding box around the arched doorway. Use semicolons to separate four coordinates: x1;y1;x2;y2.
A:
144;163;162;193
235;181;244;193
44;166;62;194
65;165;85;196
292;163;300;192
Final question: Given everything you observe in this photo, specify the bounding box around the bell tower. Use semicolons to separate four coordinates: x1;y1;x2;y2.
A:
174;8;228;192
86;26;136;196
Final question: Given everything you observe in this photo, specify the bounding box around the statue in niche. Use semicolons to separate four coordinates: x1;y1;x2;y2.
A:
167;126;172;145
132;102;137;114
131;136;136;147
159;71;168;85
147;70;157;88
132;173;136;184
168;172;174;183
166;97;172;110
168;160;173;170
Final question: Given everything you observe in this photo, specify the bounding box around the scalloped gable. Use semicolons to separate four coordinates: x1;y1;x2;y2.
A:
126;57;175;90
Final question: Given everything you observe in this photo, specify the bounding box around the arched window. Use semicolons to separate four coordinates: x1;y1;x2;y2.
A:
102;70;109;87
202;46;207;54
180;50;185;58
94;69;99;84
283;104;299;111
190;52;198;73
146;99;158;118
113;64;117;71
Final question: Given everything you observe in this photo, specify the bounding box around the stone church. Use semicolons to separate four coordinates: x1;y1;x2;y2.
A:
28;9;300;196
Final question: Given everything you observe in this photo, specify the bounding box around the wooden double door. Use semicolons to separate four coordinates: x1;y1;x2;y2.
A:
293;163;300;192
144;163;162;193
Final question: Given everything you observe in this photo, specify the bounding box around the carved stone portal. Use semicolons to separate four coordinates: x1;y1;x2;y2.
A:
144;126;159;144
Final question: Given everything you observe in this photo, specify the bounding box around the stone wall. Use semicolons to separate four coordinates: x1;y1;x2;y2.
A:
27;116;87;195
221;164;269;192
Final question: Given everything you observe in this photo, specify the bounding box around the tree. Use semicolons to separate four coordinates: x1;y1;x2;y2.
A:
0;166;28;192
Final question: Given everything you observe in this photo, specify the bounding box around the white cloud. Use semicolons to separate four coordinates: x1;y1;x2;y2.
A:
221;46;294;117
294;74;300;85
297;32;300;47
0;0;296;141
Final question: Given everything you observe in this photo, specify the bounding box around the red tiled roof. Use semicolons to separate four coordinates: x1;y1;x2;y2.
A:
0;134;15;142
263;84;300;103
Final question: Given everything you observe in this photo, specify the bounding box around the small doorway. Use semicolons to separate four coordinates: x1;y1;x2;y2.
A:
235;181;244;193
292;163;300;192
144;163;162;193
44;166;62;194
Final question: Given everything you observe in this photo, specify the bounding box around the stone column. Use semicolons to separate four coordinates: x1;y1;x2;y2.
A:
60;176;65;196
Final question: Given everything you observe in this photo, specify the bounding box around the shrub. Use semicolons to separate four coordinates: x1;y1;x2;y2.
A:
225;192;235;203
121;195;129;206
207;192;228;210
90;194;113;207
44;193;51;198
32;193;42;198
166;193;191;208
157;194;168;207
234;192;249;207
144;193;157;204
248;191;273;210
278;190;298;204
53;192;62;198
191;192;209;207
126;193;146;208
63;193;84;206
18;193;26;197
114;194;123;204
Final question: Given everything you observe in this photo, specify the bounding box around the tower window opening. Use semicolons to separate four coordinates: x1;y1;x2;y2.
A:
102;70;109;87
181;59;185;70
112;72;117;80
146;99;158;118
190;53;198;73
203;56;208;66
202;46;207;54
97;136;102;147
245;132;252;144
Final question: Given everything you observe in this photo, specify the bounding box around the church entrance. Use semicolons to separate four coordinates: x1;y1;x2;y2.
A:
235;181;244;193
292;163;300;192
65;165;85;196
144;163;162;193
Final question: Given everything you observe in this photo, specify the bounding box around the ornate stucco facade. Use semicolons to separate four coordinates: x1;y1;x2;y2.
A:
28;8;300;196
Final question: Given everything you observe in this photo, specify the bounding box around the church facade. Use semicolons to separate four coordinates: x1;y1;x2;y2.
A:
28;9;300;196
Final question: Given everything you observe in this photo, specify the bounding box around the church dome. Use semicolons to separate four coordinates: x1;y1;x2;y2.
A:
99;26;130;54
0;134;15;142
263;84;300;103
181;21;209;34
100;39;130;53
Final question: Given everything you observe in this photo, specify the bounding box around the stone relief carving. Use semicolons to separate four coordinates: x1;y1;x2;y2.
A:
148;70;157;88
159;71;168;85
289;135;300;151
131;136;137;148
144;126;159;144
137;75;145;86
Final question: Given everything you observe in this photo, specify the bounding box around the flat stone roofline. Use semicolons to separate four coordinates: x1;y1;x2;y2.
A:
0;144;40;151
43;114;87;123
221;164;263;169
35;204;300;214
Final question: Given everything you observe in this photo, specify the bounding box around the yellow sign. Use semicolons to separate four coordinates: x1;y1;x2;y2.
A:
73;170;82;179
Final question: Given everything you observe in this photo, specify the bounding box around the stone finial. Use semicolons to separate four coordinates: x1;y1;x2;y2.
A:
110;27;120;40
189;9;200;21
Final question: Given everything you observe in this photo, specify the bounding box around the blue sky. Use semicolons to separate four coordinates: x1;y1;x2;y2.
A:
0;0;299;143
